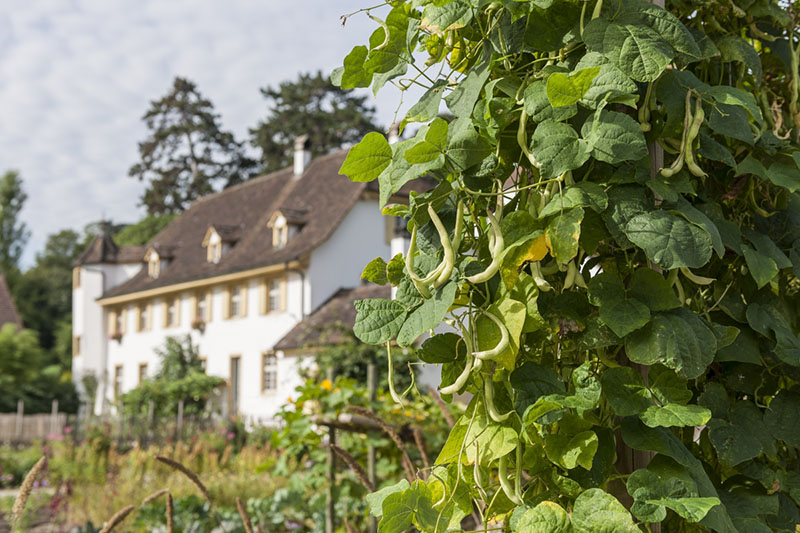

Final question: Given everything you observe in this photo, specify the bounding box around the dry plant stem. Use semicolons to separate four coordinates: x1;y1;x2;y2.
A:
11;456;46;526
346;405;416;482
330;444;375;491
236;497;255;533
156;455;226;531
344;517;358;533
156;456;211;503
430;388;455;427
166;492;174;533
140;488;169;506
99;504;136;533
413;427;431;477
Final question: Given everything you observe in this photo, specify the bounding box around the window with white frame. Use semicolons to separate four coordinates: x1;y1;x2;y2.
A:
230;286;241;317
166;297;179;327
262;352;278;393
268;278;281;313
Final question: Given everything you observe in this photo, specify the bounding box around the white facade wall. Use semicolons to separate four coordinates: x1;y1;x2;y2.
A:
78;195;401;421
308;199;391;310
104;275;308;420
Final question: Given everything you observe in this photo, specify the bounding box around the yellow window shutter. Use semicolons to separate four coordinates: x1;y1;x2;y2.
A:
189;294;197;322
146;302;153;330
175;296;181;326
280;276;288;312
222;287;231;319
108;310;117;333
121;308;127;334
240;285;248;318
205;291;213;321
258;279;267;315
135;306;142;332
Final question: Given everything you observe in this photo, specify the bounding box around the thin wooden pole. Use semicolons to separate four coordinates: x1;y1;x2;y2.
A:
15;400;23;441
326;425;336;533
367;361;378;533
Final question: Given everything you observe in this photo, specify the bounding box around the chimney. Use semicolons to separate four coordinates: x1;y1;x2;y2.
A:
387;123;400;144
293;135;311;178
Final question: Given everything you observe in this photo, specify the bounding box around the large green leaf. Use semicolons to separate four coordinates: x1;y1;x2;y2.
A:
582;110;648;164
396;281;457;346
708;420;762;467
571;489;639;532
446;117;493;171
538;182;608;218
625;210;714;269
401;80;446;130
524;0;582;52
742;244;778;288
621;418;738;533
627;469;720;523
615;0;701;59
574;52;638;108
601;367;652;416
353;298;407;345
339;132;392;183
511;362;566;415
648;365;692;405
764;390;800;448
598;298;651;338
524;80;578;122
718;35;762;82
629;269;681;311
640;404;711;428
531;121;591;179
583;20;674;82
367;480;410;517
545;207;584;263
625;308;717;379
405;117;448;164
420;1;472;34
546;67;601;107
545;430;599;470
364;6;410;75
511;501;573;532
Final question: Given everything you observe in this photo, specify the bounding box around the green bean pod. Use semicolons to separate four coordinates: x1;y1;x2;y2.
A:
484;377;512;423
685;96;707;178
473;310;510;361
498;453;524;505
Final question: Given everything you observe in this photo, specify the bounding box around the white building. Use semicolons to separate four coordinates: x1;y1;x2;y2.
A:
72;142;410;420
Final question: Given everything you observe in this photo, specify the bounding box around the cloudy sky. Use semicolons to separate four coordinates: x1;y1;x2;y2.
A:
0;1;415;266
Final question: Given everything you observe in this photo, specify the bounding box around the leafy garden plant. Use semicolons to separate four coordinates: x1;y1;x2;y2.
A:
336;0;800;531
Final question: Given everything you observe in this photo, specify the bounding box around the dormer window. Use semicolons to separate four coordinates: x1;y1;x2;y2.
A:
202;225;240;264
144;246;174;278
147;250;161;278
274;218;289;248
268;209;304;249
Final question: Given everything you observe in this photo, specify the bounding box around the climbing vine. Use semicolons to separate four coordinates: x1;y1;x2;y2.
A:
337;0;800;531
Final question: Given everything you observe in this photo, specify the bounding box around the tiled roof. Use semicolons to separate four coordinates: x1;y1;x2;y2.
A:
74;233;145;266
274;284;389;351
0;275;22;329
100;150;394;299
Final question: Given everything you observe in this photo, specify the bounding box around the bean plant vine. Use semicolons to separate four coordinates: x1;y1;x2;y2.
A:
336;0;800;531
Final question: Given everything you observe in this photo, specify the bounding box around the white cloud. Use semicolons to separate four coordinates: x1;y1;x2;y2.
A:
0;0;424;267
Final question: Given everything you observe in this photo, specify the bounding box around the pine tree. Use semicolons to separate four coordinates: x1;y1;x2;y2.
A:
249;71;381;173
129;77;256;214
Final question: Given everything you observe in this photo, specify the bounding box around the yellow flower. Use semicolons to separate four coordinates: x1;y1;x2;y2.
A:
320;379;333;391
287;396;293;404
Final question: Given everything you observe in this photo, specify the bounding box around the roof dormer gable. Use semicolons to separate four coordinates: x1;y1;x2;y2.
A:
144;245;174;278
267;209;305;249
202;224;241;263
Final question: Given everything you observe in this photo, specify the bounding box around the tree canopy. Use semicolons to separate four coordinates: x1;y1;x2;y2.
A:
249;71;381;173
0;170;29;281
129;77;257;215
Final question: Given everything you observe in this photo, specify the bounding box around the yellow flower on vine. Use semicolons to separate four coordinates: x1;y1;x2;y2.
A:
320;379;333;391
